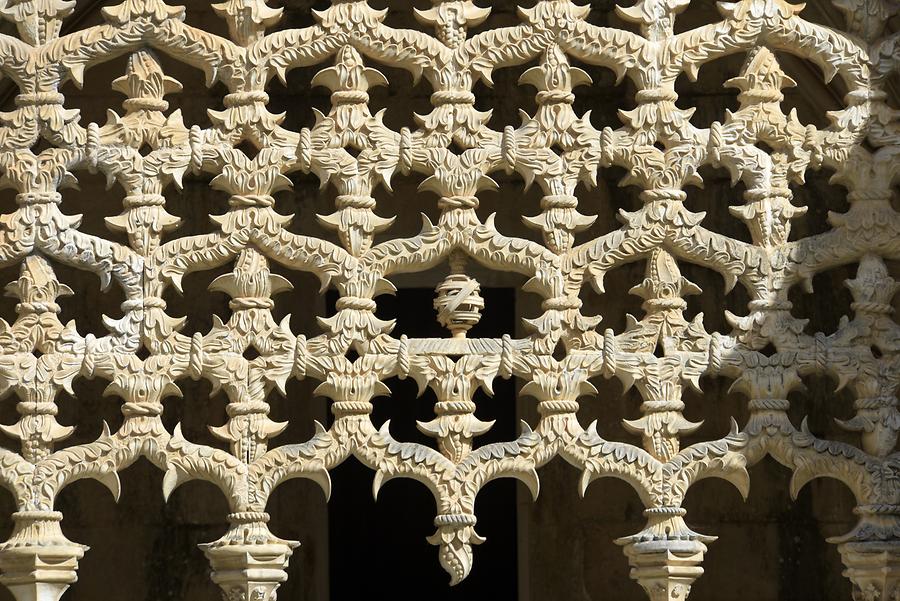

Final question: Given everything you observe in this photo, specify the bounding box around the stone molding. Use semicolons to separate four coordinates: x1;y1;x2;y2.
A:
0;0;894;599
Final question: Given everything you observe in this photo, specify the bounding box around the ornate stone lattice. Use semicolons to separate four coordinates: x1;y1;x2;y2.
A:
0;0;895;599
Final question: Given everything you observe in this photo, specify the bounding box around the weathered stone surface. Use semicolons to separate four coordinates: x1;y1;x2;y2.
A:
0;0;895;600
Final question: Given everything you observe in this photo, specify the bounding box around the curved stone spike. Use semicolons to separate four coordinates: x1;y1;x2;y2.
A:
372;469;391;500
514;467;540;501
161;468;186;502
95;470;122;503
717;466;751;501
788;464;817;501
579;468;596;498
307;467;331;502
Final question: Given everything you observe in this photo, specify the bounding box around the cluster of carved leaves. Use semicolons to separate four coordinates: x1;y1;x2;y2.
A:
0;0;896;597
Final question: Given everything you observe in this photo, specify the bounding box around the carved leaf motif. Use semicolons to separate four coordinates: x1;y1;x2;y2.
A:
0;0;894;596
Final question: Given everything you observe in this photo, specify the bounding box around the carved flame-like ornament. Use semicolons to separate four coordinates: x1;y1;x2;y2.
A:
0;0;894;598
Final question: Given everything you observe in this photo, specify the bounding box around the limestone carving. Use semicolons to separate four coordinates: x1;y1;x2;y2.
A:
0;0;894;599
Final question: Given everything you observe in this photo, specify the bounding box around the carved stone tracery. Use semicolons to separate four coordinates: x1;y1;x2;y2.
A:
0;0;894;599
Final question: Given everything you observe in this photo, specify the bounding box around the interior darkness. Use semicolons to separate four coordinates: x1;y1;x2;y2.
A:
326;288;519;600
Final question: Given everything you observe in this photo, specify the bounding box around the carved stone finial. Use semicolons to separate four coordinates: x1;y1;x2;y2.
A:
434;252;484;338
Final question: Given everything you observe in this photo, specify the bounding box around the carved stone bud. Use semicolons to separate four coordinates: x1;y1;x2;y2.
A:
414;1;490;48
846;254;899;312
630;249;700;315
6;256;71;318
212;0;283;46
112;50;181;115
209;249;292;311
426;513;484;586
726;47;796;108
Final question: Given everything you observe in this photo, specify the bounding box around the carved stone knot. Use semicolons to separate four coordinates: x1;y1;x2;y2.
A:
602;329;618;376
643;506;688;517
851;301;894;315
332;90;370;105
123;194;166;208
143;296;167;310
747;398;790;411
189;333;204;380
335;194;376;209
542;296;581;311
537;399;580;415
438;195;479;210
330;400;373;416
744;187;792;202
224;91;270;107
644;297;687;311
847;88;888;104
639;189;687;203
640;400;686;414
335;296;377;312
748;299;792;312
229;297;275;311
536;90;575;104
16;301;59;315
229;194;275;208
15;93;64;107
228;512;270;525
121;297;165;313
226;401;270;418
707;122;723;166
434;513;477;527
541;194;579;209
398;127;413;174
15;402;58;416
16;192;61;206
847;190;893;203
501;126;518;171
125;94;171;111
854;505;900;517
635;88;678;103
434;400;477;415
431;90;476;106
121;401;164;417
853;396;897;410
396;334;410;379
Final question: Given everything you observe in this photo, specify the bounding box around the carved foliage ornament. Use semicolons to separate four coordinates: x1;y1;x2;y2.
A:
0;0;894;599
